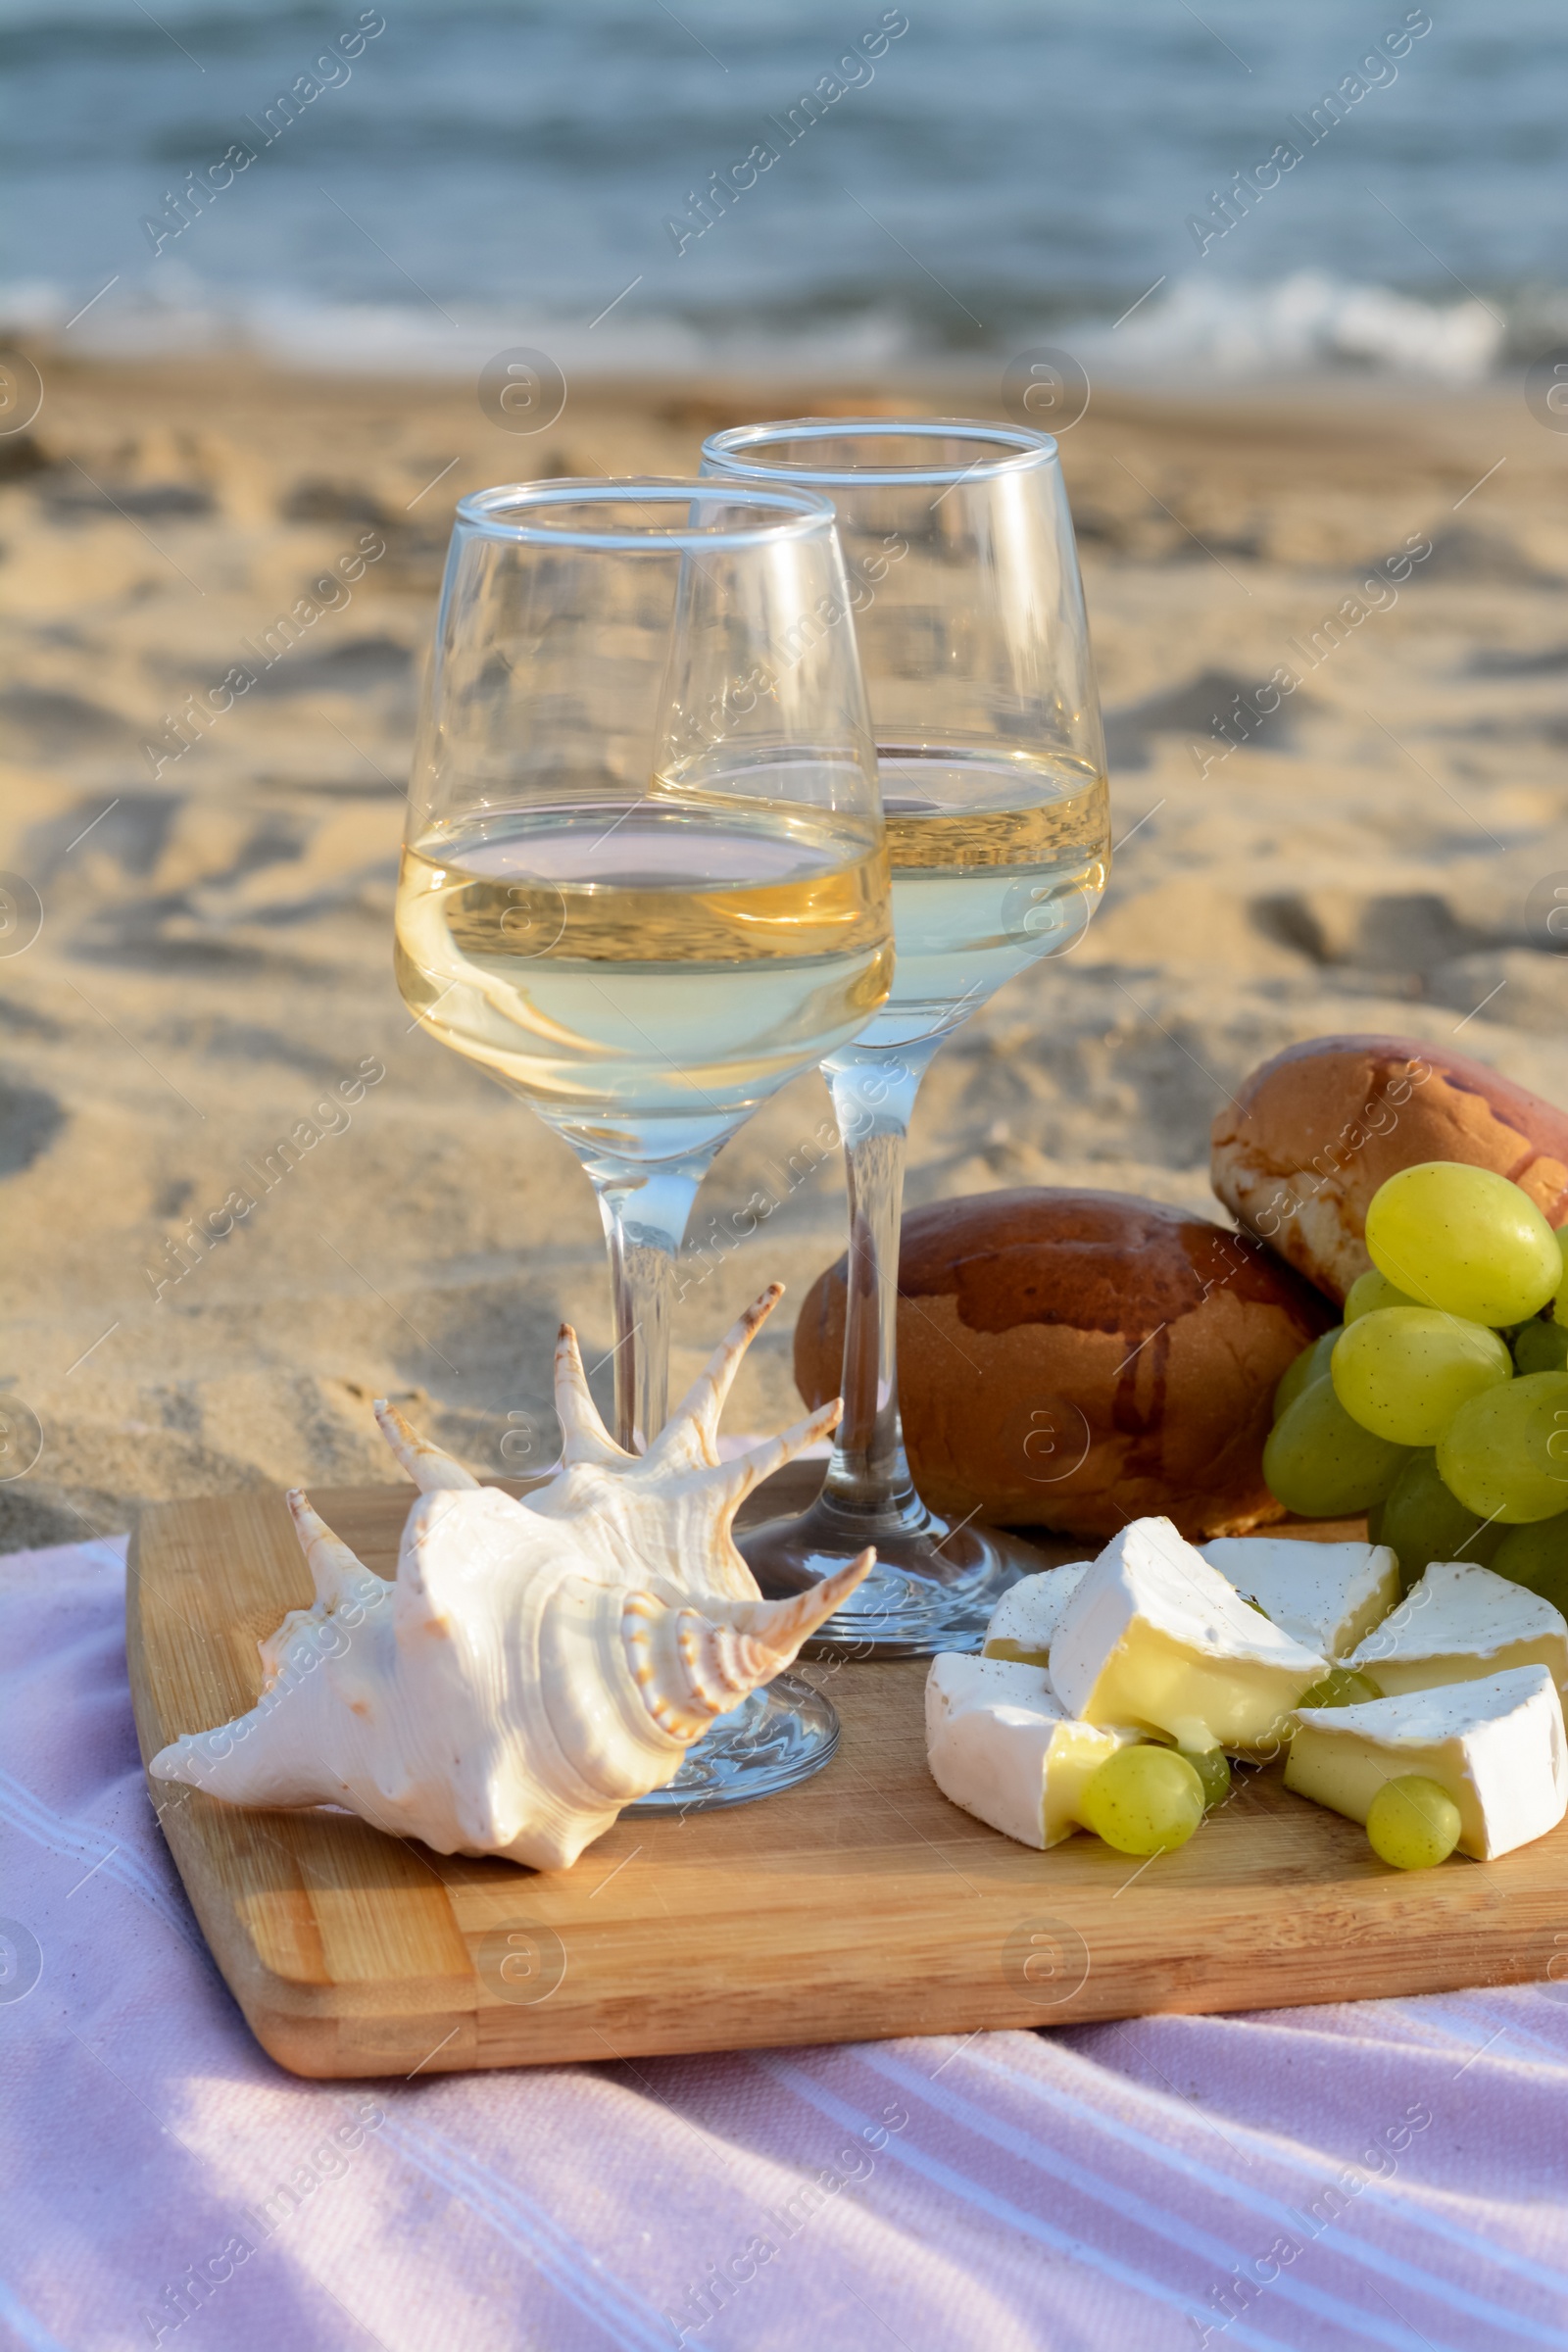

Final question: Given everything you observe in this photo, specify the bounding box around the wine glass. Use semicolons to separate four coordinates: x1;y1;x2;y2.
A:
701;420;1110;1655
394;477;894;1798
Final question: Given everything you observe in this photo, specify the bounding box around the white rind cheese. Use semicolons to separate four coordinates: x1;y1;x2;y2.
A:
1201;1537;1399;1661
1285;1664;1568;1860
1347;1561;1568;1699
982;1563;1091;1666
1050;1517;1328;1753
924;1652;1138;1848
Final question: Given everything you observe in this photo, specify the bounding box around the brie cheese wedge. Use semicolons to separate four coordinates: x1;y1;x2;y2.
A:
925;1652;1138;1848
982;1563;1091;1666
1201;1537;1399;1661
1285;1664;1568;1860
1346;1561;1568;1699
1050;1517;1328;1753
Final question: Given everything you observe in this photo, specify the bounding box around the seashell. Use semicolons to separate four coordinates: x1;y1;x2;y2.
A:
148;1291;870;1870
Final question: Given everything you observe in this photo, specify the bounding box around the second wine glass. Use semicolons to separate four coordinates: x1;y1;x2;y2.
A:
702;420;1111;1654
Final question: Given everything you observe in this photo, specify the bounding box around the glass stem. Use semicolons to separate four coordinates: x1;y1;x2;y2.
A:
818;1042;939;1527
590;1163;706;1452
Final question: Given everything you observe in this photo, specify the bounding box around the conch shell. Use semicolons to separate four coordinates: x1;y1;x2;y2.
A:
148;1290;869;1870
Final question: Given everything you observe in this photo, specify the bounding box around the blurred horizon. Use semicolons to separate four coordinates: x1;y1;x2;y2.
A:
2;0;1566;385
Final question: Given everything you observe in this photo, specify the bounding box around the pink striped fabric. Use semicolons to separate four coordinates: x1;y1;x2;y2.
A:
4;1535;1567;2352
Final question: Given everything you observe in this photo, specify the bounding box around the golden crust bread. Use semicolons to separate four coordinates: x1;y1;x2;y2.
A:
1210;1035;1568;1303
793;1189;1333;1541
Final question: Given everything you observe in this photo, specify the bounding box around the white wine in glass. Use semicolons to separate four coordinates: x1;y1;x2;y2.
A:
703;421;1110;1655
395;479;894;1800
397;798;889;1140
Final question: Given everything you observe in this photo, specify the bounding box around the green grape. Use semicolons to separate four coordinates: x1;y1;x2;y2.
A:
1330;1308;1512;1446
1438;1371;1568;1523
1344;1269;1421;1323
1178;1746;1232;1808
1365;1161;1561;1326
1272;1327;1343;1424
1262;1376;1413;1517
1365;1497;1385;1544
1079;1745;1205;1855
1552;1225;1568;1319
1377;1447;1504;1591
1365;1776;1461;1870
1514;1317;1568;1376
1298;1668;1384;1708
1491;1518;1568;1614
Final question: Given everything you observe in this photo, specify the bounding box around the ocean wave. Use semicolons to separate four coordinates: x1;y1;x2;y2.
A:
0;276;921;380
0;270;1555;387
3;0;1565;398
1067;271;1509;386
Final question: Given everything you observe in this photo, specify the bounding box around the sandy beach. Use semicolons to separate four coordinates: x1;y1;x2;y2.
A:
3;356;1565;1551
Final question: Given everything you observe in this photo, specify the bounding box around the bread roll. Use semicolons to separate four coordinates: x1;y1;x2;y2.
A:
1211;1035;1568;1304
793;1189;1334;1541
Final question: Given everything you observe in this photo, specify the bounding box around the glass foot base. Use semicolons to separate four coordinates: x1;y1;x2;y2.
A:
737;1495;1048;1658
622;1672;840;1814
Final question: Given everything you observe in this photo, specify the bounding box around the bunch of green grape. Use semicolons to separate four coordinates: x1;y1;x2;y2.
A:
1263;1162;1568;1603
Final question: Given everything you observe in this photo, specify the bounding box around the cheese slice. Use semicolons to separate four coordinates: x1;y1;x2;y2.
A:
1201;1537;1399;1661
982;1563;1091;1666
1285;1664;1568;1860
1050;1516;1328;1753
1346;1561;1568;1699
925;1652;1138;1848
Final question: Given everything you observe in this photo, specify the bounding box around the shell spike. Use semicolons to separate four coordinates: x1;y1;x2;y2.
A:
646;1284;785;1472
372;1399;479;1493
714;1396;842;1509
284;1487;369;1608
728;1548;874;1663
554;1322;628;1465
622;1547;874;1740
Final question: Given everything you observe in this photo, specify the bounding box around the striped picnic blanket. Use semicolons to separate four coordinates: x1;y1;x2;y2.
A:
2;1534;1565;2352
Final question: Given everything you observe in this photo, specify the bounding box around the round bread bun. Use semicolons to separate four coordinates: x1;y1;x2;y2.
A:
1211;1035;1568;1304
793;1189;1334;1541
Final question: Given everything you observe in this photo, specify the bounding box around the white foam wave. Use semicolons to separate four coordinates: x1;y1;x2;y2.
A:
0;279;913;382
1071;270;1507;385
0;269;1515;387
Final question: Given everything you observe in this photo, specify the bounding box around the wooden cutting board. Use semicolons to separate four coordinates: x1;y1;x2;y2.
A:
127;1474;1568;2080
